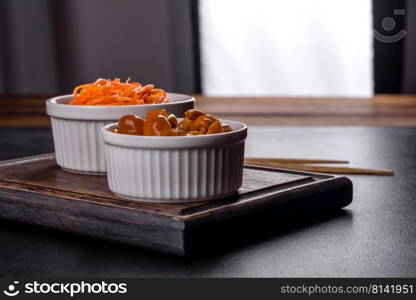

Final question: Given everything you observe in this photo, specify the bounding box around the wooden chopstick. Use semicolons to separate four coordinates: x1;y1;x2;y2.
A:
244;159;394;176
244;157;349;164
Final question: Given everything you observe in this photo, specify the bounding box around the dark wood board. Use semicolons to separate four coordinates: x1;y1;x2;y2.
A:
0;153;353;255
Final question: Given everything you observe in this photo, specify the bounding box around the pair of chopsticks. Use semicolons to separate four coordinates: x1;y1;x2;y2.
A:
244;157;394;176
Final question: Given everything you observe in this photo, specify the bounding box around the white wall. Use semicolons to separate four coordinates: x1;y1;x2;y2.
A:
199;0;373;97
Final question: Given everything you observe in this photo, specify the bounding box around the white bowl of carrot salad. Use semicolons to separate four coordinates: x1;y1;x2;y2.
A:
46;78;194;175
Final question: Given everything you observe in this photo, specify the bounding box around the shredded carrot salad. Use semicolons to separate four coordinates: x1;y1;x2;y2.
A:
69;78;169;105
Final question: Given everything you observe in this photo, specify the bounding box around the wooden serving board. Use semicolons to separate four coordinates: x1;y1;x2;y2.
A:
0;153;352;255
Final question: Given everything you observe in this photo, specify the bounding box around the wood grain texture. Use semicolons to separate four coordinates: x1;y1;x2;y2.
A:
0;154;312;216
0;154;353;255
1;94;416;126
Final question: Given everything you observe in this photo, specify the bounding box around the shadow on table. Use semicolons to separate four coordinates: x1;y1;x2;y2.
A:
0;207;352;266
184;208;353;259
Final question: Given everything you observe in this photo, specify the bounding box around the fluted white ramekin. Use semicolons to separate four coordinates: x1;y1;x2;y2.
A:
102;120;247;203
46;94;194;175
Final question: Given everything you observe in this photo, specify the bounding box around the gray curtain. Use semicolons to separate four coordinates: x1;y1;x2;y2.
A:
0;0;197;95
403;0;416;93
0;0;58;94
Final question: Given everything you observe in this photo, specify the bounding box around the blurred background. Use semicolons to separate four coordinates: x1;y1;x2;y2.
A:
0;0;414;97
1;0;416;279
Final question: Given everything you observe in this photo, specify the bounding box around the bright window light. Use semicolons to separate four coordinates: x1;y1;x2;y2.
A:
199;0;373;97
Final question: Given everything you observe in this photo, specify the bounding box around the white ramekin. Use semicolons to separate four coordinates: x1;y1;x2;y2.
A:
102;120;247;203
46;93;194;175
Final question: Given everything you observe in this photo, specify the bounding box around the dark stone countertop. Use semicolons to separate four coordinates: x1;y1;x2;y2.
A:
0;126;415;277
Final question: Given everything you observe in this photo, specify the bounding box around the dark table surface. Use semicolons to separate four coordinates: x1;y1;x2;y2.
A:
0;126;415;277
